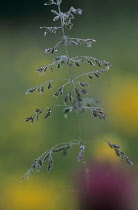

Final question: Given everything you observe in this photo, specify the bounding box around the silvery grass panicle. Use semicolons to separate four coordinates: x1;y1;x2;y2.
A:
21;0;133;181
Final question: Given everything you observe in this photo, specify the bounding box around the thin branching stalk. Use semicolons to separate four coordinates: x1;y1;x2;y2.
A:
57;2;76;92
22;0;133;181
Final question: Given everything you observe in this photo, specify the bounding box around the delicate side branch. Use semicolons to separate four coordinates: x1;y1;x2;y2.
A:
21;139;133;182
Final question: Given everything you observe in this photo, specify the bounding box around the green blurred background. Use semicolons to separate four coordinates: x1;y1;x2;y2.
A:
1;0;138;209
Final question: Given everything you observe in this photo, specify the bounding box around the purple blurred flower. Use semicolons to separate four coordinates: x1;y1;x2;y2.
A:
74;162;136;210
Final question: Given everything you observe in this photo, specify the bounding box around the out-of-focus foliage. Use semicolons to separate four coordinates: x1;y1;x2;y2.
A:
1;177;77;210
